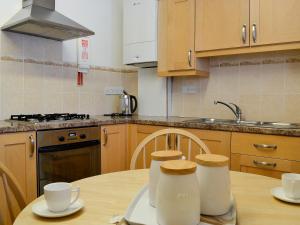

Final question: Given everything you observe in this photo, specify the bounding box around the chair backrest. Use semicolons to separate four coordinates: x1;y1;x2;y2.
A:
130;128;211;170
0;162;26;224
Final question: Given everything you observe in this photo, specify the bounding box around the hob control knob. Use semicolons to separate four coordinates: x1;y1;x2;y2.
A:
80;134;87;139
58;136;65;142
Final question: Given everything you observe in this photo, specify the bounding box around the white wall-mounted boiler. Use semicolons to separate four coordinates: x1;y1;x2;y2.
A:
123;0;157;68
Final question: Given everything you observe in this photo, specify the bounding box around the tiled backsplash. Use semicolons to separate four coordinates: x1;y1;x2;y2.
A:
0;32;138;120
171;51;300;123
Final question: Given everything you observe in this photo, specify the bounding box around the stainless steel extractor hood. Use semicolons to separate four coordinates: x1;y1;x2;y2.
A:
1;0;95;41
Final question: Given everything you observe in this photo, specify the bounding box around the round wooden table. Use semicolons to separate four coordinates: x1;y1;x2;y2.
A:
14;170;300;225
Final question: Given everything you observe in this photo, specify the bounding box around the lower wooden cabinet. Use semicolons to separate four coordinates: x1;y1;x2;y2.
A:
231;132;300;178
100;125;127;174
182;128;231;160
0;132;37;225
127;125;168;169
231;153;300;179
127;125;231;169
101;124;300;179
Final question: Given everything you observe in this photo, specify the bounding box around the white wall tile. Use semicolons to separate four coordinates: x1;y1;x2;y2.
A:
24;63;44;93
62;93;79;113
23;35;45;61
172;51;300;123
0;32;23;58
1;61;23;93
43;65;63;93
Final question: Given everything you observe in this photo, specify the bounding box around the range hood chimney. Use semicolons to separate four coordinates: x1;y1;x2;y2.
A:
1;0;95;41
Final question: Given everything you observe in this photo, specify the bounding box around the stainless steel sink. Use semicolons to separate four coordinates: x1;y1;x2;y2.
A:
183;118;300;129
183;118;236;124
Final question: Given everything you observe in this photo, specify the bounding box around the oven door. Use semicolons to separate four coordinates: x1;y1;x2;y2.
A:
38;140;100;195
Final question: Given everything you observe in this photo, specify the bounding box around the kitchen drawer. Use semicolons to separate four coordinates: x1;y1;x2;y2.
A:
231;133;300;161
231;153;300;179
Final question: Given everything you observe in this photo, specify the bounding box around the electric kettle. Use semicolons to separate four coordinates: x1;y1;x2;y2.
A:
120;91;138;115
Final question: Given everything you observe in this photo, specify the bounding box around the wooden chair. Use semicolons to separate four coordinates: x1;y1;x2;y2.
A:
0;162;26;224
130;128;211;170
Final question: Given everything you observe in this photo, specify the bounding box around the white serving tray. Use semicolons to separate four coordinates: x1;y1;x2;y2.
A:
124;185;237;225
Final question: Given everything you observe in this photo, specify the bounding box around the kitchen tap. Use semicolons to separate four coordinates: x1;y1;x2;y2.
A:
214;101;242;122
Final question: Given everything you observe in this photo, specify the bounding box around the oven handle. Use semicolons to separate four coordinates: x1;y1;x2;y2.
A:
38;140;100;153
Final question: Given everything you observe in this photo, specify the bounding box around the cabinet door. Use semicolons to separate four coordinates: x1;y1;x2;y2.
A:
128;125;169;169
250;0;300;46
0;132;36;225
179;129;231;162
101;125;127;174
167;0;195;71
157;0;168;74
195;0;250;51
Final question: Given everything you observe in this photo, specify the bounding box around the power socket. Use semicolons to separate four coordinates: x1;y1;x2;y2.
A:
104;87;124;95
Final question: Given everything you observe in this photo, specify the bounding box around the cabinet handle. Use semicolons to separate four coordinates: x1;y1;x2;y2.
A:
103;128;108;146
188;50;192;67
242;24;247;44
29;135;35;157
253;160;277;169
253;144;277;151
252;23;257;43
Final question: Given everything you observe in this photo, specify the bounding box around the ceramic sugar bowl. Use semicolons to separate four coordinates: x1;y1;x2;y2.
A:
196;154;231;216
149;150;183;207
156;160;200;225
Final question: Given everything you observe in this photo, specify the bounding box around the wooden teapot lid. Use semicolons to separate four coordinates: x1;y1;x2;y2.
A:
160;160;197;175
151;150;183;161
195;154;229;167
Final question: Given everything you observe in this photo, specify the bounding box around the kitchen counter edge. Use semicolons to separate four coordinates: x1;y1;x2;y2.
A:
0;116;300;137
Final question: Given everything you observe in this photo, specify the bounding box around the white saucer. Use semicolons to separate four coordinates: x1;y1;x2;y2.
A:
32;199;84;218
271;187;300;204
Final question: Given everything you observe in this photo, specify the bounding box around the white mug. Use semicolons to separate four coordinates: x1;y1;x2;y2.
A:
44;182;80;212
282;173;300;199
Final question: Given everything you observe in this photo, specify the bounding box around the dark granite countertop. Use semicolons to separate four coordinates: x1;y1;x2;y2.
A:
0;115;300;137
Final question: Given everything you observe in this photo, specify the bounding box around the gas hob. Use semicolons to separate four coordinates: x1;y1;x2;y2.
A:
10;113;90;123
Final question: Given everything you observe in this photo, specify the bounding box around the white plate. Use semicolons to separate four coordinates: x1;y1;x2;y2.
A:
271;187;300;204
32;199;84;218
124;185;236;225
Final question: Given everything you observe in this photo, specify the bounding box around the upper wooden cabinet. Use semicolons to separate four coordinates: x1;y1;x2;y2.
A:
167;0;196;71
157;0;209;77
100;125;127;174
0;132;36;225
195;0;300;57
195;0;250;51
250;0;300;46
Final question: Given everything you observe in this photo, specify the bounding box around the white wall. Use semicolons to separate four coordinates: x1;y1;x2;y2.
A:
0;0;139;119
138;68;167;116
56;0;124;68
0;0;124;68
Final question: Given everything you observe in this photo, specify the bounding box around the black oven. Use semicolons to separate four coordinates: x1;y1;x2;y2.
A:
37;127;100;195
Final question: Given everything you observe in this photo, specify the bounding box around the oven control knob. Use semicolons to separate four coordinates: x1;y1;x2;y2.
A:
58;136;65;142
80;134;86;139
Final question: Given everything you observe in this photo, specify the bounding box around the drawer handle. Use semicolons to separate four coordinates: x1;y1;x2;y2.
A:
253;160;277;169
103;128;108;146
29;135;35;157
253;144;277;151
